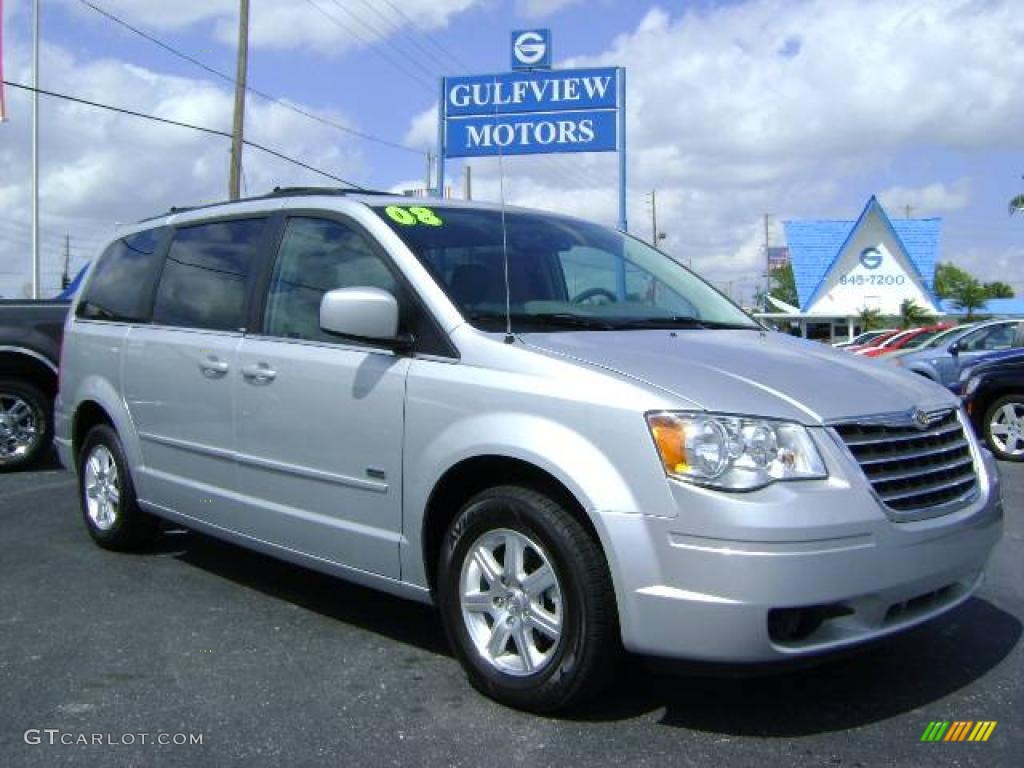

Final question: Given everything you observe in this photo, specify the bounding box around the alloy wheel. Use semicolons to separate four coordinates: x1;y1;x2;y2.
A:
84;445;121;531
989;401;1024;457
459;528;564;676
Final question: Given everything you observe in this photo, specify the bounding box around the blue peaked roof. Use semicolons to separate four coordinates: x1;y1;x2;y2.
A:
783;196;941;311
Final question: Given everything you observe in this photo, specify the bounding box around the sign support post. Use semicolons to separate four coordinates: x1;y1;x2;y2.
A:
617;66;627;233
436;77;446;199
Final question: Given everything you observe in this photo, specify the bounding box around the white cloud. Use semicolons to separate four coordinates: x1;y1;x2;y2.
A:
403;104;438;150
0;41;366;297
878;179;972;216
65;0;483;56
517;0;583;18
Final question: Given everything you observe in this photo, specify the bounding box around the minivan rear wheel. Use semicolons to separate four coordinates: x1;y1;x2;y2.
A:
78;424;158;550
437;485;619;712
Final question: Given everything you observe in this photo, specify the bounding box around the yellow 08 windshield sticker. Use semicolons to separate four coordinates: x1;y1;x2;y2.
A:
385;205;444;227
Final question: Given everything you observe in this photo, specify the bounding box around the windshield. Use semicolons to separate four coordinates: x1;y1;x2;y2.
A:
901;327;944;349
373;205;759;332
917;324;970;350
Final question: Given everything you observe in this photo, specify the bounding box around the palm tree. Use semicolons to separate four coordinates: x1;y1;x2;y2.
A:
1010;193;1024;216
857;306;884;331
951;279;990;320
898;298;932;329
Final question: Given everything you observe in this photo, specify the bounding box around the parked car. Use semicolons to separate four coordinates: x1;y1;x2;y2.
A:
56;189;1002;712
843;328;900;353
858;324;953;358
833;330;890;349
956;347;1024;394
962;350;1024;461
0;299;70;470
891;319;1024;388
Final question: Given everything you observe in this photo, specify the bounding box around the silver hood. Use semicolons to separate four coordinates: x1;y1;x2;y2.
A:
521;329;957;425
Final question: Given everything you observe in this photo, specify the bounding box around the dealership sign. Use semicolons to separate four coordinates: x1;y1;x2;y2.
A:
442;68;619;157
436;31;627;230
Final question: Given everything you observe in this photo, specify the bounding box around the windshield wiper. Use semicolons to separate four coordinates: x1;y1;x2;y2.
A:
466;311;619;331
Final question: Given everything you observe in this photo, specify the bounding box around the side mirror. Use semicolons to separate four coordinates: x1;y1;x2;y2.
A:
319;287;413;352
947;341;960;356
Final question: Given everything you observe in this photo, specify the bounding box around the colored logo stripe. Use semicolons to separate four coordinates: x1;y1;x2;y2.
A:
968;722;997;742
945;721;973;741
920;720;996;742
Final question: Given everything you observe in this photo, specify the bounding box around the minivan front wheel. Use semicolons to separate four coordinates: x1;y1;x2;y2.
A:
78;424;158;550
438;485;619;712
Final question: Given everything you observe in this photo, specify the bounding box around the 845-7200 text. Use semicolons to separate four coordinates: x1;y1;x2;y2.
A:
839;274;906;287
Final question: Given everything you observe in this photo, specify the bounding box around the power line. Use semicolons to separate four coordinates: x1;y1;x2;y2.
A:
2;80;366;188
376;0;468;72
353;0;460;76
303;0;434;89
76;0;424;157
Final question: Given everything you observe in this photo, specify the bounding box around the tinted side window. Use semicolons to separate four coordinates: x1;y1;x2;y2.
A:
264;217;399;343
962;323;1015;352
77;228;165;321
153;218;266;331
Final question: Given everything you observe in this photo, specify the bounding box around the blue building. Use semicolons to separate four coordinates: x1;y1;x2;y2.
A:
761;196;943;340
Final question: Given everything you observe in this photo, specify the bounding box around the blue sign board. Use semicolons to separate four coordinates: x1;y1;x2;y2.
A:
510;29;552;70
436;46;627;229
442;68;619;158
446;109;616;158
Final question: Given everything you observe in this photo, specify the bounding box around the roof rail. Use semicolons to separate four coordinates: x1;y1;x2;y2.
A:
263;186;393;198
138;186;394;222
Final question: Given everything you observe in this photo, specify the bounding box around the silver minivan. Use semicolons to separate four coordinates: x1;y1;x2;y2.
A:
56;189;1003;712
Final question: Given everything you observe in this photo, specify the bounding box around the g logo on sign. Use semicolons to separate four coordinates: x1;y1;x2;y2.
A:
859;246;883;270
511;29;551;69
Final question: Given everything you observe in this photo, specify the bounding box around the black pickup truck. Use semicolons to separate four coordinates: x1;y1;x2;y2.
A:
0;300;70;471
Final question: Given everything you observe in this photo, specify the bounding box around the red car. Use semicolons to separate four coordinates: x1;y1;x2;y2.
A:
859;324;954;358
844;329;900;354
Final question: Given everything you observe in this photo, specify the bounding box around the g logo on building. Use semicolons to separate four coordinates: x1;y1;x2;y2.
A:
859;246;883;270
511;30;551;69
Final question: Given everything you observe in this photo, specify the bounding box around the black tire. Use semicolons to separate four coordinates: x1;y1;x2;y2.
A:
78;424;158;550
0;378;52;472
983;395;1024;462
437;485;619;713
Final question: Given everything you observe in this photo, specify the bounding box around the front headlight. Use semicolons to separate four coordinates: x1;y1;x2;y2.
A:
646;412;827;491
964;376;981;397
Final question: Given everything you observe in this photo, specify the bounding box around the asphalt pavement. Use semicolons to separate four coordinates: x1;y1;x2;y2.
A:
1;455;1021;768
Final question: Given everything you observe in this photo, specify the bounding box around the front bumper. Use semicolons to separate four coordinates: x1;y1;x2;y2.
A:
598;429;1003;662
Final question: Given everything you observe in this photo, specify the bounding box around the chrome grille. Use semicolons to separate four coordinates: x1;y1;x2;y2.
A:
833;408;978;519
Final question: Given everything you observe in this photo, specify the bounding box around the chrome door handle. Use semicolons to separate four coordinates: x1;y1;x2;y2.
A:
241;362;277;384
198;356;229;378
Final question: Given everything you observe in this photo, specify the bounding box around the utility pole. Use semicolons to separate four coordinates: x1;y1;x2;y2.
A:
903;204;913;219
31;0;40;298
463;164;472;200
763;213;772;311
650;189;657;245
61;234;70;290
228;0;250;200
645;189;667;247
425;153;433;196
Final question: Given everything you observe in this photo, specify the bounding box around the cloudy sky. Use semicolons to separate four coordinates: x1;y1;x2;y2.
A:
1;0;1022;301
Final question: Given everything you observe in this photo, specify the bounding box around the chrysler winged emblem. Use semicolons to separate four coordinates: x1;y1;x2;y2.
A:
912;408;933;430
